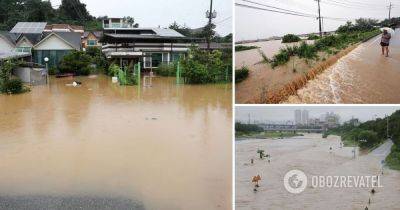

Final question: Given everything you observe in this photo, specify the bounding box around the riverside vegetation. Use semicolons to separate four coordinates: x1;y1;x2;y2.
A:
253;18;382;103
325;110;400;170
154;46;232;84
235;122;302;139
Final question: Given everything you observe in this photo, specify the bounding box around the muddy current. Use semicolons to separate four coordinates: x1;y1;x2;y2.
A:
0;75;232;210
287;30;400;104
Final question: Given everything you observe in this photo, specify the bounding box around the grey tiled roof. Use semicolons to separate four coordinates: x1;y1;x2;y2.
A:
0;31;18;45
42;32;81;50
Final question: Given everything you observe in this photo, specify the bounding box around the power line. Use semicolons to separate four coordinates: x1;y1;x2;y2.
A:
235;3;316;18
242;0;315;17
235;2;349;21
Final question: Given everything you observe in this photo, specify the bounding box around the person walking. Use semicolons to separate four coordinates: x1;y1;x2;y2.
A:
381;29;392;57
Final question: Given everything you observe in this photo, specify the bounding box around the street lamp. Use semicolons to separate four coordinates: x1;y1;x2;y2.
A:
44;57;49;84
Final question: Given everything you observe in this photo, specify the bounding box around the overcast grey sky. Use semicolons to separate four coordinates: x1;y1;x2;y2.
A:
236;106;399;123
50;0;232;36
236;0;400;41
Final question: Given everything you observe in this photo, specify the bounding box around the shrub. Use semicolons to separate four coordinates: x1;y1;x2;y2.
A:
235;45;259;52
180;46;231;84
297;42;318;60
108;64;120;77
358;130;380;149
308;34;320;40
282;34;301;43
48;66;57;75
269;49;290;68
58;51;92;76
182;59;211;84
235;66;249;83
156;63;176;76
2;78;27;94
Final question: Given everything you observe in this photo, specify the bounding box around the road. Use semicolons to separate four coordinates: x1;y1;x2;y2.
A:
371;140;394;160
288;29;400;103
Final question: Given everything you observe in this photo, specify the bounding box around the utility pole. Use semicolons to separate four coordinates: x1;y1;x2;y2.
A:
387;115;390;139
206;0;216;51
317;0;322;37
388;2;393;20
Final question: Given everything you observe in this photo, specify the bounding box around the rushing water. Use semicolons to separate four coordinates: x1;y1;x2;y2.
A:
236;134;400;210
287;30;400;104
0;75;232;210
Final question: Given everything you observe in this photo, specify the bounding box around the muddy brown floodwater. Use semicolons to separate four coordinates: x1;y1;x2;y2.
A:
287;29;400;104
236;134;400;210
0;75;232;210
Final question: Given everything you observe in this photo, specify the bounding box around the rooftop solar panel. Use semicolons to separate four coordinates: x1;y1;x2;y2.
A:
10;22;47;34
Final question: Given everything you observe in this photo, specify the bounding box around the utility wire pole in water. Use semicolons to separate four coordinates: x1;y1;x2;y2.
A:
316;0;322;37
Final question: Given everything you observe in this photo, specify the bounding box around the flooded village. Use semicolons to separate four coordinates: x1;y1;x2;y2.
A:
0;0;232;209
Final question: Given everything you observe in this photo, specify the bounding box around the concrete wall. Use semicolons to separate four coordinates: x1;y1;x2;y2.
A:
13;67;46;85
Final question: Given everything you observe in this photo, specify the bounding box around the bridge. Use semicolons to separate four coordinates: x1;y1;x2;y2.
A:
258;124;326;133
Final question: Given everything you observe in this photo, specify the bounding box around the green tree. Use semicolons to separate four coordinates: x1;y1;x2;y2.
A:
58;51;93;75
58;0;93;22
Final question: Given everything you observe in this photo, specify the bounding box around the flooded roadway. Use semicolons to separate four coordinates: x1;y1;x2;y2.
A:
288;29;400;104
0;75;232;210
236;134;400;210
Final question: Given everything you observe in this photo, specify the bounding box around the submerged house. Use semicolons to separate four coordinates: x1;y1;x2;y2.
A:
82;31;102;49
33;32;81;67
5;22;82;67
101;17;198;70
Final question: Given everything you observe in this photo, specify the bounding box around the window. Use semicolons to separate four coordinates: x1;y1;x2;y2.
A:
143;53;163;68
87;40;97;46
151;53;162;68
162;53;169;64
171;53;183;62
15;47;31;53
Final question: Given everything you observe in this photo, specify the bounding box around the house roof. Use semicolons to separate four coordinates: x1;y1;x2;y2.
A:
0;52;31;60
10;22;47;34
17;33;43;46
152;28;185;37
44;24;84;32
37;32;82;50
83;31;103;38
0;31;18;45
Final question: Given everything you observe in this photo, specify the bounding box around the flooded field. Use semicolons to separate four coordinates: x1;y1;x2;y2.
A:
236;134;400;210
287;30;400;104
235;40;315;104
0;75;232;210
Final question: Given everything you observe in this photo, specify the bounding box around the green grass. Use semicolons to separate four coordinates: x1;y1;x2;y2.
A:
264;29;380;68
235;45;259;52
235;66;249;83
282;34;301;43
386;144;400;170
236;131;302;139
